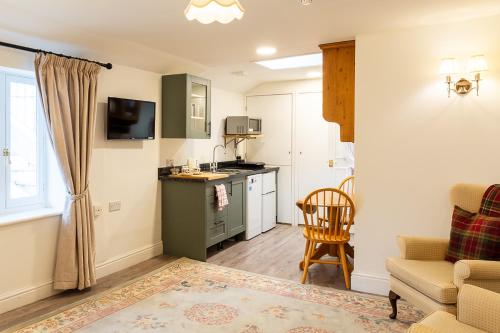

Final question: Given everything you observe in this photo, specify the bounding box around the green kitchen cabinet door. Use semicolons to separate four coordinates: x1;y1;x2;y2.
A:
227;179;246;238
162;73;211;139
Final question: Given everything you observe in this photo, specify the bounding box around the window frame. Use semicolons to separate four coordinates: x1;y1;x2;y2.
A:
0;70;48;215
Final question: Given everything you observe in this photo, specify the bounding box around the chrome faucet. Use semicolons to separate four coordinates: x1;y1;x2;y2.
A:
211;144;226;172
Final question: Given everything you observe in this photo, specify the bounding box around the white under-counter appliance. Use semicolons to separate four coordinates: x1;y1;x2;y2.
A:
226;116;262;135
262;171;277;232
245;174;263;240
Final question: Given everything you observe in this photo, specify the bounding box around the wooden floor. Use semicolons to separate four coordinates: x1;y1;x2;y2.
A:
208;224;349;289
0;224;348;331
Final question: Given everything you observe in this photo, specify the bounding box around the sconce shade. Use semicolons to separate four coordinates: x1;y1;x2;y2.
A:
467;55;488;73
185;0;245;24
440;58;459;75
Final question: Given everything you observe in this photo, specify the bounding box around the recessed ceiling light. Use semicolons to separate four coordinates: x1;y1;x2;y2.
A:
307;71;322;78
255;53;322;70
299;0;313;5
231;70;249;77
256;46;277;56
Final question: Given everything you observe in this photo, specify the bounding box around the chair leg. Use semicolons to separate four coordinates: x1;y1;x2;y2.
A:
301;240;313;284
300;239;310;270
389;290;401;319
338;244;351;289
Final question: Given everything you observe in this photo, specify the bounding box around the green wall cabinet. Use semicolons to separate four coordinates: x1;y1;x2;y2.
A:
162;74;211;139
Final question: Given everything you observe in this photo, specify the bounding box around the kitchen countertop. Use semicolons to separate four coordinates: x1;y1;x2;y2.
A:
158;166;279;183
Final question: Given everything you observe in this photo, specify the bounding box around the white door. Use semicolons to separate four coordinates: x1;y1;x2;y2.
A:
295;92;337;224
247;95;293;224
246;94;292;165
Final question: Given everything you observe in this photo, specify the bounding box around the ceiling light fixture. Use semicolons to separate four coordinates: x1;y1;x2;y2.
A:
256;46;277;56
255;53;322;70
185;0;245;24
299;0;313;5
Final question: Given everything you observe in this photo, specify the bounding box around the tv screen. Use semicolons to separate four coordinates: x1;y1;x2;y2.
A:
107;97;155;140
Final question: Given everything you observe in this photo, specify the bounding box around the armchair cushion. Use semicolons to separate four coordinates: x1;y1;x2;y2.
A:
398;236;449;261
409;311;486;333
454;260;500;292
386;257;457;304
445;206;500;263
450;184;488;214
457;284;500;333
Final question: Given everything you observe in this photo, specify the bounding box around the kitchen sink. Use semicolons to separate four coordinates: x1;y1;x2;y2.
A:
214;168;243;174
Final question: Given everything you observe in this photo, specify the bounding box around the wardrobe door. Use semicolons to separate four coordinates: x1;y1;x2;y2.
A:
246;94;293;224
246;94;292;166
295;92;336;224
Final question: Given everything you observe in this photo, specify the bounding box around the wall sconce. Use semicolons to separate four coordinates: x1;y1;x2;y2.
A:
440;55;488;97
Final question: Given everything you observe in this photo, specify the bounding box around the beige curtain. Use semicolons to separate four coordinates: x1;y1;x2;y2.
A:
35;53;101;290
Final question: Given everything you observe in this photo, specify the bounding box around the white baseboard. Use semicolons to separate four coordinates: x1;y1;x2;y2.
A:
96;241;163;279
0;241;163;315
351;272;390;296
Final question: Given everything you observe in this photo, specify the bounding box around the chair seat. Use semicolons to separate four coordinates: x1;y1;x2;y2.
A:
410;311;486;333
386;257;457;304
303;227;350;243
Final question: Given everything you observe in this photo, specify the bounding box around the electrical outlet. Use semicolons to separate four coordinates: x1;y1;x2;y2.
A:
93;205;103;218
109;200;121;212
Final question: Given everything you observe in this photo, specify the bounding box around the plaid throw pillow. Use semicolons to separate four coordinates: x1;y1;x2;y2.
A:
479;184;500;217
445;205;500;263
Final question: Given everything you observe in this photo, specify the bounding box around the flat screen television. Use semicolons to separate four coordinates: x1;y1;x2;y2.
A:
107;97;155;140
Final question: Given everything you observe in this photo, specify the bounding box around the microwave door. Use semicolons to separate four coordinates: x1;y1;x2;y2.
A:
248;118;261;134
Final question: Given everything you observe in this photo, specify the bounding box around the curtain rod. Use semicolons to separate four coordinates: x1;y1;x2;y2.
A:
0;40;113;70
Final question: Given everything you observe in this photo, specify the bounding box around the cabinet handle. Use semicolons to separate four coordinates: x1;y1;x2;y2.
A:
214;220;224;225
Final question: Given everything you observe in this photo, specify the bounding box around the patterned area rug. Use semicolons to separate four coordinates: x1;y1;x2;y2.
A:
6;258;423;333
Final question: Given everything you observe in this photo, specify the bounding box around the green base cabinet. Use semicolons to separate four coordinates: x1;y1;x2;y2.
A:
162;178;246;261
227;179;246;238
162;74;211;139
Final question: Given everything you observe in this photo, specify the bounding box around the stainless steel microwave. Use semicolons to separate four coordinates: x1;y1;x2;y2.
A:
225;116;262;135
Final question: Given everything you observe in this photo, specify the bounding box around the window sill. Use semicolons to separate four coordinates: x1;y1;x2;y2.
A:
0;208;63;227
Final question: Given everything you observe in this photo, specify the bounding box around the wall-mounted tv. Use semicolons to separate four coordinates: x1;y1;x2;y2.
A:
107;97;156;140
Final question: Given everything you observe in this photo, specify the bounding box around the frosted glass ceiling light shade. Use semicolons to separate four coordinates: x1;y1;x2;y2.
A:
185;0;245;24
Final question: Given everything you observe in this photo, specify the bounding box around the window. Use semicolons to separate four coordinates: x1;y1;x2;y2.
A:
0;69;47;214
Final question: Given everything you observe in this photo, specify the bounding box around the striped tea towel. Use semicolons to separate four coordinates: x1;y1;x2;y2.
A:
215;184;228;211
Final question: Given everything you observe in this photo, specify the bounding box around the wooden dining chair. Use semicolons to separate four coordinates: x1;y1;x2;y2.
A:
301;188;356;288
338;175;355;199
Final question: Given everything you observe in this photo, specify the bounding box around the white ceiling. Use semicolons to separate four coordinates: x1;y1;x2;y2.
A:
0;0;500;91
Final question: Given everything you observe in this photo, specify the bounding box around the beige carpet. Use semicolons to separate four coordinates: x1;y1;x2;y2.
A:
5;258;423;333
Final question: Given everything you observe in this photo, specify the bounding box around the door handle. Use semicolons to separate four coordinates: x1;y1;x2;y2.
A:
328;160;334;167
2;148;9;157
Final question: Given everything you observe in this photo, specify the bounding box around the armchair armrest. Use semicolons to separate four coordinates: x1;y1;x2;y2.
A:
397;236;449;260
454;260;500;291
457;284;500;333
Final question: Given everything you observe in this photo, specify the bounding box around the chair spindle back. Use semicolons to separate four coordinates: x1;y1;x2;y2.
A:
302;188;355;241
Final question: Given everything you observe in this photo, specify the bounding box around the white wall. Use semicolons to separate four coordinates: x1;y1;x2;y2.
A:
0;47;245;313
247;79;321;96
352;14;500;295
159;87;245;166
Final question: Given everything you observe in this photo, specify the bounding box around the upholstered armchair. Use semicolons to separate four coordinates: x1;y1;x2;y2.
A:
386;184;500;318
408;284;500;333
